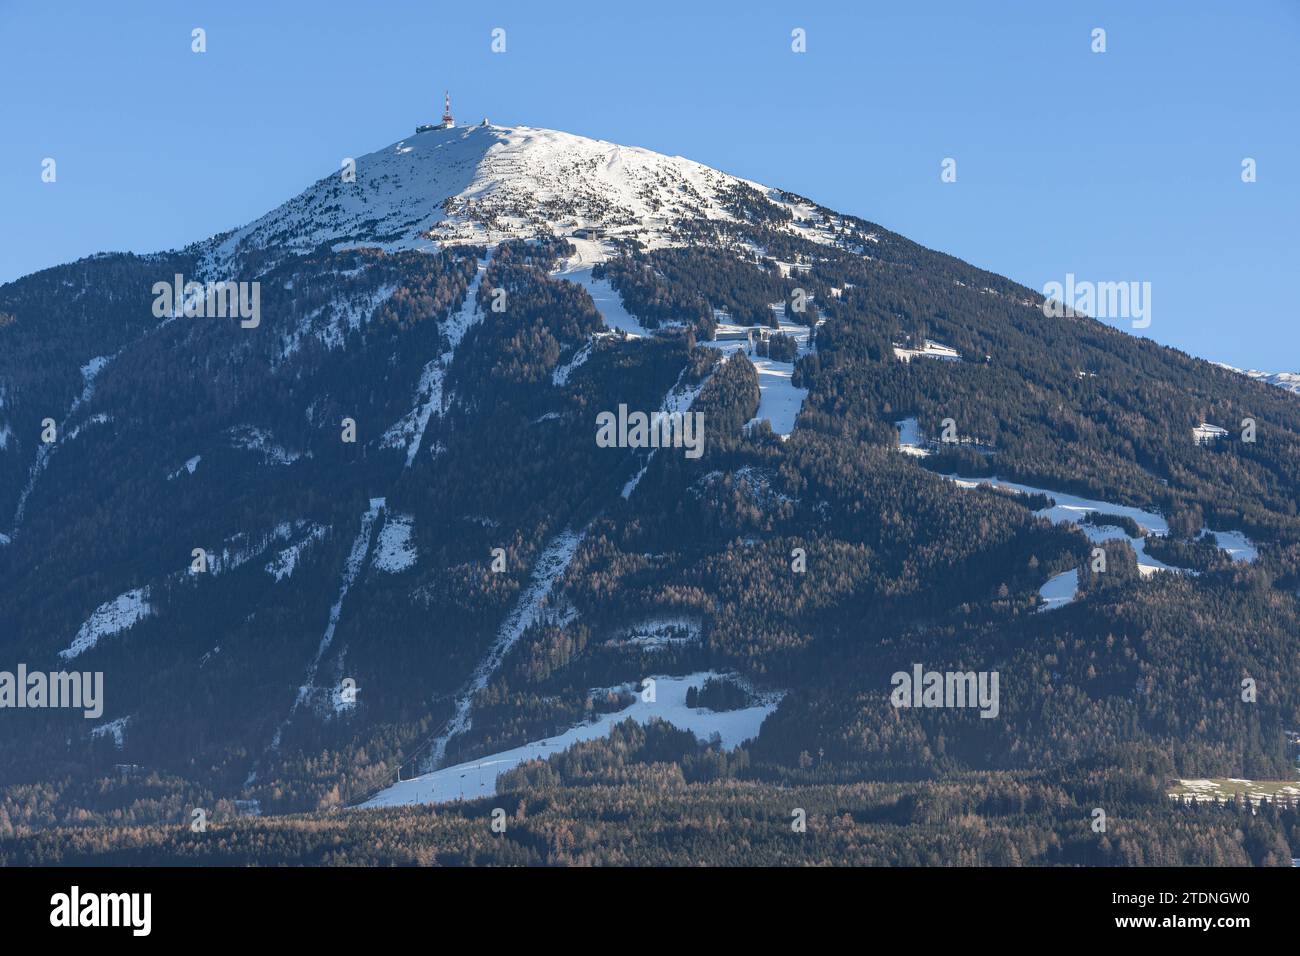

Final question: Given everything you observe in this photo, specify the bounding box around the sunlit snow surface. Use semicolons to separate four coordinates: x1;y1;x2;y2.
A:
420;528;586;771
1215;362;1300;397
696;306;815;439
1037;569;1080;612
60;588;152;659
895;418;931;457
372;513;417;573
894;339;961;363
201;124;783;276
360;672;778;807
942;474;1258;578
556;265;656;339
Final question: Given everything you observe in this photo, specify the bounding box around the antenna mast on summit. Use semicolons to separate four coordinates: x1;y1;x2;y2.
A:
441;91;454;128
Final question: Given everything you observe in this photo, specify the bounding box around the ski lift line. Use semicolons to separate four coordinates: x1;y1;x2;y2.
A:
346;453;641;809
347;326;709;809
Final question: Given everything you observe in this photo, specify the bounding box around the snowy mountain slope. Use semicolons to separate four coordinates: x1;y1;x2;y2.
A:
198;123;837;277
1216;363;1300;396
8;111;1300;845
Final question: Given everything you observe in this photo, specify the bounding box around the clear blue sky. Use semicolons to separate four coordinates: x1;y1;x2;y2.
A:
2;0;1296;370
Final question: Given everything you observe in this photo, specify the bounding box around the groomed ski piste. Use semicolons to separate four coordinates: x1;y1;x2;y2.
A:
942;474;1257;569
552;251;816;441
939;474;1258;612
360;672;779;807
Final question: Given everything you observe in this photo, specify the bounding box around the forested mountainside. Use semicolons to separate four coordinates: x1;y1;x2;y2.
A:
4;727;1297;866
1;123;1296;863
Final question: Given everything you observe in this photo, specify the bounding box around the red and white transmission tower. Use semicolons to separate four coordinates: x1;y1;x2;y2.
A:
441;91;454;128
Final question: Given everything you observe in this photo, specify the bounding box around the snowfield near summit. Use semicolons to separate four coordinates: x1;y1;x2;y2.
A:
200;123;787;277
1215;362;1300;397
360;672;780;808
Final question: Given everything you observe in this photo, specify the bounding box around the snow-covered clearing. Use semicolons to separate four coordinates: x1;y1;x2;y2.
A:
695;305;815;439
228;426;303;465
90;716;130;749
606;615;703;651
359;672;779;807
60;588;152;660
1037;569;1080;612
372;513;417;573
894;339;961;363
895;418;931;457
264;523;329;582
168;454;202;480
942;475;1257;605
555;264;659;339
551;340;594;387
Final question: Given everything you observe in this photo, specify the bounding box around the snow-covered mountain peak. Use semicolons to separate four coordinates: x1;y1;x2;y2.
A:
199;122;803;277
1215;363;1300;397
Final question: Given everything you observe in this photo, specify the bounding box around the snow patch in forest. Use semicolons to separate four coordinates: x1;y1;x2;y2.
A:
168;455;202;479
693;466;793;510
259;499;386;773
894;339;961;363
61;588;152;660
942;474;1258;575
416;526;587;772
90;716;130;749
228;426;303;465
201;520;316;577
621;366;714;499
896;417;931;457
1037;569;1080;612
8;352;118;539
607;616;703;650
372;513;417;573
359;671;778;808
700;306;813;439
265;523;329;581
382;260;487;467
552;340;594;386
555;266;661;339
276;282;398;361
